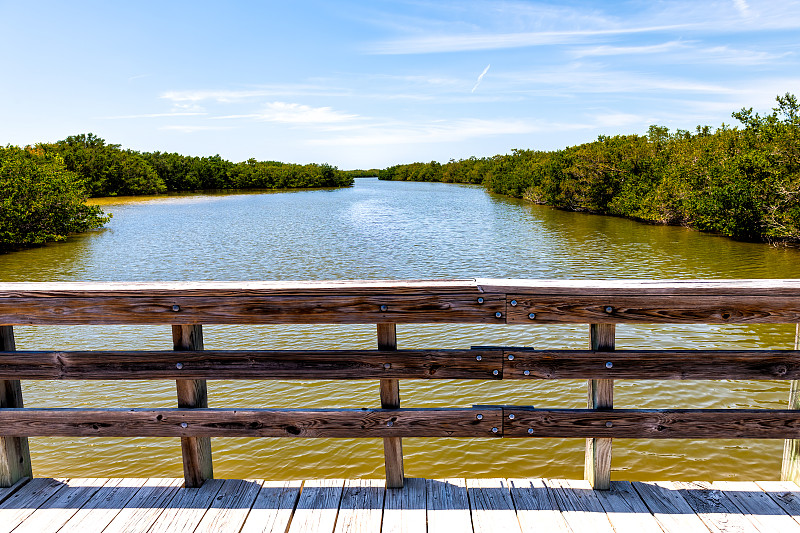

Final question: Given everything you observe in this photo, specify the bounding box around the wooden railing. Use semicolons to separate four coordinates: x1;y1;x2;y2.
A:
1;279;800;490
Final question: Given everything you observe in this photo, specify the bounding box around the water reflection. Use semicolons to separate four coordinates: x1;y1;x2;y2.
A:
2;178;799;480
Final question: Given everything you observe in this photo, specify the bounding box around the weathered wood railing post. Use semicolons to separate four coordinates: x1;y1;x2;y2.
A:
0;326;32;487
378;323;404;488
781;323;800;483
173;324;213;487
585;323;615;490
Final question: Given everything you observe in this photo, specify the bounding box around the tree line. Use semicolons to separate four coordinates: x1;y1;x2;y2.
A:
380;94;800;243
1;134;353;251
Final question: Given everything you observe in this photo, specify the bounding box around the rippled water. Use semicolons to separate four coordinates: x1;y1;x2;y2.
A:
2;178;799;481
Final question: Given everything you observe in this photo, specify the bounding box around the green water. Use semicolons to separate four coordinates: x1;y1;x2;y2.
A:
2;178;799;481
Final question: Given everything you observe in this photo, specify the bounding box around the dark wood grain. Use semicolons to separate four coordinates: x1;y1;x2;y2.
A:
504;349;800;380
0;294;505;325
0;408;504;438
0;349;504;380
506;295;800;324
505;408;800;439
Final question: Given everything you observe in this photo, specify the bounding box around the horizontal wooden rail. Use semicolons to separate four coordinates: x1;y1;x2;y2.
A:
0;408;502;437
504;408;800;439
2;278;799;489
0;349;504;380
2;278;800;325
2;407;800;439
2;349;800;380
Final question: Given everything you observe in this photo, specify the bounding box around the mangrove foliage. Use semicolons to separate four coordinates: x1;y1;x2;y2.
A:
380;94;800;243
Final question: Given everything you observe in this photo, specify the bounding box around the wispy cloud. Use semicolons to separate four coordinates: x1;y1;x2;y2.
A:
216;102;359;125
307;117;585;146
733;0;751;17
571;41;686;57
471;64;491;93
369;25;690;54
159;125;233;133
102;112;207;119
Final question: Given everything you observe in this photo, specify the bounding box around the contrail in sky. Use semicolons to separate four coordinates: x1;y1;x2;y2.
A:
471;64;491;93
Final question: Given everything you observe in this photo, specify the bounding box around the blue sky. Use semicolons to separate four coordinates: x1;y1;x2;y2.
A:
1;0;799;169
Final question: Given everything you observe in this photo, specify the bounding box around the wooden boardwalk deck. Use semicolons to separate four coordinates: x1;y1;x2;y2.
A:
3;477;800;532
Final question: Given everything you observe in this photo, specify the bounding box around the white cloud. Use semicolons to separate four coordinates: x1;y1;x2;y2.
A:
733;0;751;17
159;125;233;133
471;64;491;93
102;112;207;119
307;117;586;147
571;41;687;57
217;102;359;125
369;25;688;54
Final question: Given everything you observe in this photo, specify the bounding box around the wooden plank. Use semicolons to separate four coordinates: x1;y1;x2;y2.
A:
712;480;800;532
174;325;212;488
55;477;147;533
0;407;503;438
0;476;29;506
508;478;570;533
506;295;800;324
0;478;66;533
545;478;615;533
0;278;483;296
11;477;108;533
426;478;471;533
0;349;504;380
145;478;225;533
287;479;344;533
379;323;404;489
477;278;800;296
756;480;800;525
194;478;263;533
586;324;614;491
7;277;800;297
783;324;800;484
630;481;710;533
0;293;505;325
594;481;666;533
0;326;32;488
674;481;761;533
333;478;384;533
503;408;800;439
467;478;522;533
383;477;426;533
504;349;800;380
239;480;302;533
100;477;184;533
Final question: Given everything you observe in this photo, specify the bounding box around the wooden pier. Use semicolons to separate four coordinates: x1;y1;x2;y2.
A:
2;279;800;530
5;476;800;532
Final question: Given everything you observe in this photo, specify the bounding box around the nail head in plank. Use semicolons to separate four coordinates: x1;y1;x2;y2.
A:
630;481;709;533
194;479;264;533
146;478;226;533
674;481;761;533
100;478;184;533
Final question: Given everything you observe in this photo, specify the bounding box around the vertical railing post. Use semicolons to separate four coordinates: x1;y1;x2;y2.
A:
585;323;615;490
173;324;213;487
0;326;33;487
378;323;404;488
782;323;800;483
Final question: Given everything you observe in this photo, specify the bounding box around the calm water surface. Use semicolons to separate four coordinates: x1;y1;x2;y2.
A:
2;178;799;481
